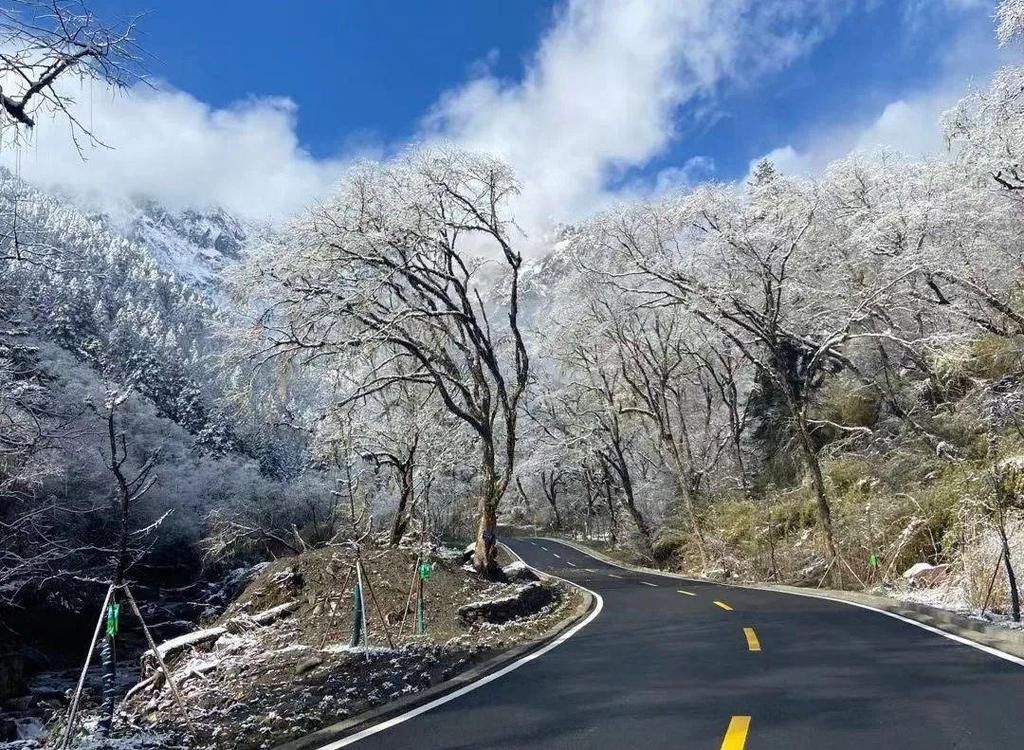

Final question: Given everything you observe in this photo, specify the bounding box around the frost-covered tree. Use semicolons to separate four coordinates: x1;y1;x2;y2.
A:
233;147;529;578
997;0;1024;45
573;174;909;566
0;0;140;142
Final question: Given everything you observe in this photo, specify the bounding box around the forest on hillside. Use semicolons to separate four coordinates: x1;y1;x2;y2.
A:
4;0;1024;672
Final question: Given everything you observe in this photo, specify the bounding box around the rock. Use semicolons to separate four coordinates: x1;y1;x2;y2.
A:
294;656;323;677
457;582;556;625
426;664;447;685
902;562;951;587
502;561;539;582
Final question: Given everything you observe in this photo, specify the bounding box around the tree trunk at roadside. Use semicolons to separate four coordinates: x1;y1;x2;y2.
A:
998;518;1021;622
389;462;415;547
473;496;500;579
777;370;839;568
792;407;839;566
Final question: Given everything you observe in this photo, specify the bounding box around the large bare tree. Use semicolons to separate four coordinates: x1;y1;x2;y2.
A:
235;147;529;577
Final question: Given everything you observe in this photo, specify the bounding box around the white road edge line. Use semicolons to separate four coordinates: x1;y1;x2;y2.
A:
541;537;1024;669
313;545;604;748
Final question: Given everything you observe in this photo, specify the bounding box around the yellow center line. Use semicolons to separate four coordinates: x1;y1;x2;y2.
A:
676;589;695;596
714;600;733;611
743;627;761;652
720;716;751;750
641;581;658;587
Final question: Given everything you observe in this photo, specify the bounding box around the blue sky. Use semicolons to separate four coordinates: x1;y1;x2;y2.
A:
12;1;1021;237
90;1;558;158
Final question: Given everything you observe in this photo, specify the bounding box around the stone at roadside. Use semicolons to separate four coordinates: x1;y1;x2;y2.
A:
902;562;951;587
457;581;555;625
502;561;539;582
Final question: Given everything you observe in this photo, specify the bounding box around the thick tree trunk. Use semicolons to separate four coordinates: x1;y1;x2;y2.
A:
389;463;415;547
472;496;500;579
616;463;653;558
472;445;502;579
583;473;595;539
661;436;709;567
101;516;128;734
674;471;708;567
607;438;653;558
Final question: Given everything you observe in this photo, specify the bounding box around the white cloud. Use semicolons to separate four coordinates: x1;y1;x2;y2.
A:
422;0;853;243
2;1;851;231
754;88;961;178
0;82;348;221
751;1;1017;180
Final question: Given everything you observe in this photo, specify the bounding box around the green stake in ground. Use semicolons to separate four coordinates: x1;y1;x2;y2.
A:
105;601;120;638
350;581;363;647
868;553;880;568
417;560;431;634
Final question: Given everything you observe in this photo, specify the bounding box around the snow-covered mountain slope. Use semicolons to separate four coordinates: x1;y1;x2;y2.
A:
116;201;255;291
88;198;266;294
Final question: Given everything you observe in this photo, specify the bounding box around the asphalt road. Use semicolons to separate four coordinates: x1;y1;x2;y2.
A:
329;536;1024;749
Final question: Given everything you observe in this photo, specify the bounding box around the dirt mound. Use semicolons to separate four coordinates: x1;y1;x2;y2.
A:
93;544;580;750
215;545;505;646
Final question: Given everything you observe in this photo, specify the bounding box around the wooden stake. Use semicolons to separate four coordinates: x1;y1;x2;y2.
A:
318;564;354;650
816;555;837;589
123;584;187;717
981;553;1005;617
61;584;114;749
839;555;867;589
398;556;420;639
360;561;396;649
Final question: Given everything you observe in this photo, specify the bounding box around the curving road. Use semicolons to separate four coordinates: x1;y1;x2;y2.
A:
322;537;1024;749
